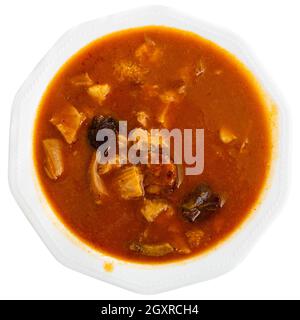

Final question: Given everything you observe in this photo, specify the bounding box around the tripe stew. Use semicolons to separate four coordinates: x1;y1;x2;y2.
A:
33;26;273;263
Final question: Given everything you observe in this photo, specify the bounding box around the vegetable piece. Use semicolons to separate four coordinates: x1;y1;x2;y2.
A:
129;242;174;257
219;127;237;144
136;111;149;128
42;139;64;180
87;84;111;105
88;115;119;149
50;104;86;144
181;184;224;222
89;153;108;204
135;38;162;64
116;166;144;199
144;163;177;196
185;229;205;248
141;199;172;222
70;72;94;86
114;60;147;84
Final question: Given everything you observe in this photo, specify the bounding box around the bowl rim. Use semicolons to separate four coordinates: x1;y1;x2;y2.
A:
8;5;289;294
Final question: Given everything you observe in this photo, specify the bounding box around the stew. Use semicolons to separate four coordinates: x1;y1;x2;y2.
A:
33;26;273;263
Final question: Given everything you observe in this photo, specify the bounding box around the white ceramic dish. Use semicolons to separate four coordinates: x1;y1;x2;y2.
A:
9;6;288;294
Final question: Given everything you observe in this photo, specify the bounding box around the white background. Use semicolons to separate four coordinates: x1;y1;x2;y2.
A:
0;0;298;300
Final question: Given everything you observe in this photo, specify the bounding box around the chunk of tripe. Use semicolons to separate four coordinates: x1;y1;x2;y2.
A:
70;72;94;86
87;84;111;105
89;152;108;204
135;38;162;64
50;104;86;144
129;242;174;257
219;127;237;144
114;60;147;83
116;166;144;200
42;139;64;180
141;199;172;222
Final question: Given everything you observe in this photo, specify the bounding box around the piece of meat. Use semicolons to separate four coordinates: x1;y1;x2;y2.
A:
129;242;174;257
114;60;148;84
115;166;144;200
89;152;108;204
141;199;173;222
219;127;237;144
70;72;94;86
50;104;86;144
143;163;177;196
42;139;64;180
87;84;111;105
135;38;163;64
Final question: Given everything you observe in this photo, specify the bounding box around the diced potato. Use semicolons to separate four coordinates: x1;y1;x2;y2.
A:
129;242;174;257
136;111;149;128
87;84;111;105
89;153;108;204
42;139;64;180
135;38;162;64
141;199;172;222
50;104;86;144
219;127;237;144
185;229;205;248
70;72;94;86
116;166;144;199
114;60;147;84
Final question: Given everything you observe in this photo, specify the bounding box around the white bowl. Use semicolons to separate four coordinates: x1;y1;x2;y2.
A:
8;5;288;294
